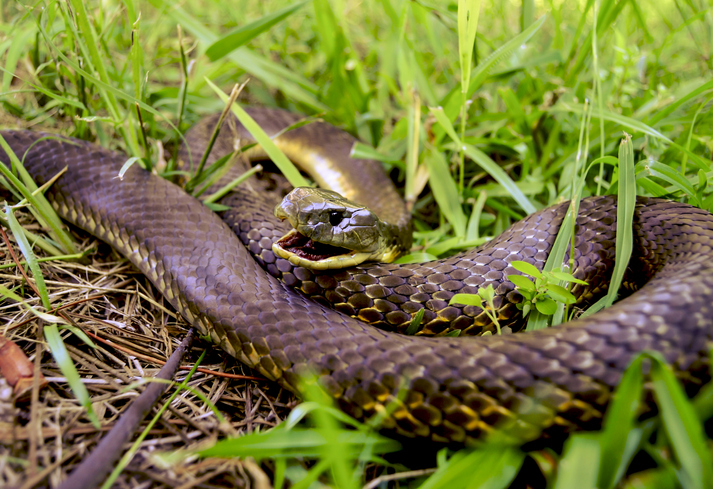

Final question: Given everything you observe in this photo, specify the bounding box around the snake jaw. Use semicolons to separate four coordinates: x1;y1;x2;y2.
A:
272;229;372;270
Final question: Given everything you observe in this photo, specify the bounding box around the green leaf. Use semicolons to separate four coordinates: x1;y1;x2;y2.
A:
146;0;326;110
545;284;576;304
449;293;484;308
549;271;587;284
419;446;524;489
198;428;398;460
507;274;536;292
649;353;713;489
606;135;636;308
598;355;646;489
510;260;542;279
406;308;425;335
535;298;557;315
477;284;495;302
437;14;547;140
205;2;309;61
555;434;602;489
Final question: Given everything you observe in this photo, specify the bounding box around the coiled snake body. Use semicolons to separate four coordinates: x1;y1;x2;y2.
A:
2;109;712;445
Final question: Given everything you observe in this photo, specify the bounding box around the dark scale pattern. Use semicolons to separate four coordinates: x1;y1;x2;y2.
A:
2;130;713;447
222;181;627;336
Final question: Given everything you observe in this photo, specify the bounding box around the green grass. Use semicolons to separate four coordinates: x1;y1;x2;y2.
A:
2;0;713;487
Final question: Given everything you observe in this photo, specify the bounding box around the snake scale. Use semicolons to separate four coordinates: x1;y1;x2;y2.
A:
2;108;712;445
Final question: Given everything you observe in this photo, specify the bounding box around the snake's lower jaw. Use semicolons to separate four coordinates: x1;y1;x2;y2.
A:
272;229;373;270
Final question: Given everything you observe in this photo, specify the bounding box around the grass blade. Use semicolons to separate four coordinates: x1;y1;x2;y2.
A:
0;134;77;254
418;446;524;489
430;106;536;214
5;205;50;310
205;78;308;188
598;356;646;489
44;324;100;428
648;353;713;489
458;0;481;96
554;434;602;489
205;1;309;61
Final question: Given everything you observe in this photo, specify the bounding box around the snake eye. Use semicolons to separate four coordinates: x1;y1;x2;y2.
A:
328;211;344;226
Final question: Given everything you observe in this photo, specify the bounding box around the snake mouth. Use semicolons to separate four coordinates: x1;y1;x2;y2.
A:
272;229;373;270
274;229;351;262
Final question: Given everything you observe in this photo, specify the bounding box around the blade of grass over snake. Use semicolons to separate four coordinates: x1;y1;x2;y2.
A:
526;99;592;331
117;157;143;180
203;164;263;205
350;142;404;168
206;78;309;188
0;134;77;254
585;134;636;315
187;81;244;186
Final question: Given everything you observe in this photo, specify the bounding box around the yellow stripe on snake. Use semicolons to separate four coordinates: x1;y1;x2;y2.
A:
2;107;712;445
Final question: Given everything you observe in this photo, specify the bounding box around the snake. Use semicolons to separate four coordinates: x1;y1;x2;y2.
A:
1;107;712;446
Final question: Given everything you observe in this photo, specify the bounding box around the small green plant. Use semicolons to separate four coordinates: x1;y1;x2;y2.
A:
450;284;502;335
507;260;587;317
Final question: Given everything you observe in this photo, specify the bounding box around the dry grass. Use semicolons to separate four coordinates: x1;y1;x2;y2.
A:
1;208;298;488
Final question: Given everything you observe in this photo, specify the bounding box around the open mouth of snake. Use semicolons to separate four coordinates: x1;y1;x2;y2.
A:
275;230;351;262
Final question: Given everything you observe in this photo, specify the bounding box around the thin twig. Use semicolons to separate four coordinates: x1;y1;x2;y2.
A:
57;328;196;489
363;468;437;489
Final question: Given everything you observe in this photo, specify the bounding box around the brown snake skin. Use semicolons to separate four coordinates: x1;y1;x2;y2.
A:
2;115;713;445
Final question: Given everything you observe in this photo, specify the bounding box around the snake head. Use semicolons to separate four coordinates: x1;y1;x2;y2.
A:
273;187;385;270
